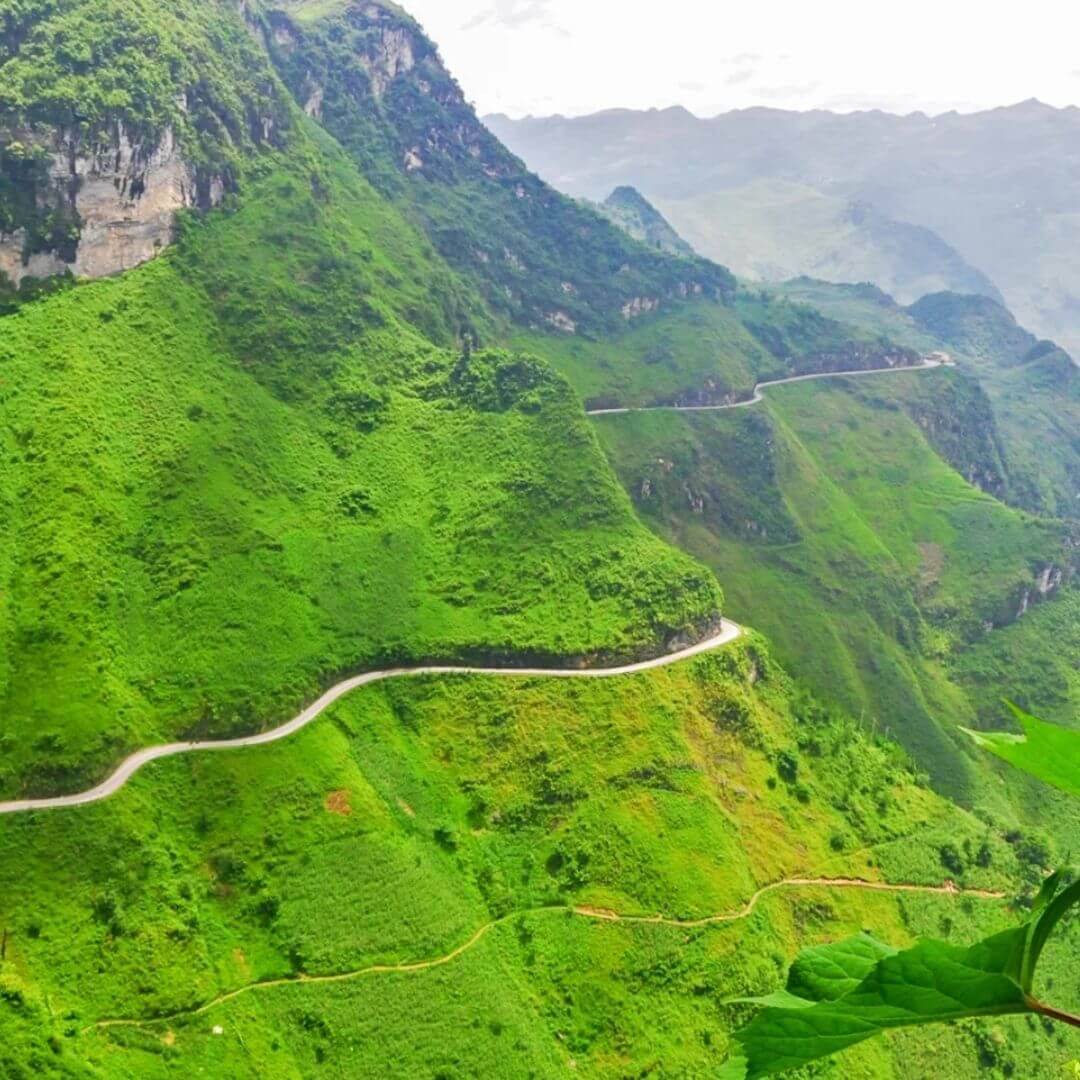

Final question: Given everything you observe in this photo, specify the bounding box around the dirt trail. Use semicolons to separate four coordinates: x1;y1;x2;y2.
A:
90;874;1006;1033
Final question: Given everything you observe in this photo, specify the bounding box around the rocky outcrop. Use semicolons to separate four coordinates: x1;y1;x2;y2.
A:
987;556;1078;632
622;296;660;320
357;10;417;99
545;310;577;334
0;125;224;286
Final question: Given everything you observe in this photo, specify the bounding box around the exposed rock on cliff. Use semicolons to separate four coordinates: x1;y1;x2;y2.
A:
0;125;224;285
0;0;291;288
261;0;736;335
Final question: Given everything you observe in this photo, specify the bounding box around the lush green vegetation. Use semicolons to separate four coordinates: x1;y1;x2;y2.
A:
952;589;1080;728
0;0;292;261
0;0;288;166
726;708;1080;1077
3;638;1076;1077
0;109;723;799
261;0;735;337
514;302;777;411
593;371;1075;797
778;279;1080;521
511;287;922;413
1;2;1077;1077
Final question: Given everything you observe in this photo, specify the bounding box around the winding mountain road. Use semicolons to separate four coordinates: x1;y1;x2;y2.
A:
0;355;954;818
0;620;743;816
586;353;952;416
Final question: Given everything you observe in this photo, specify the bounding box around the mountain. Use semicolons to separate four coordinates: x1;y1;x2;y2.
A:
486;102;1080;358
597;185;695;257
0;3;1078;1078
262;1;735;338
775;279;1080;520
651;180;1005;306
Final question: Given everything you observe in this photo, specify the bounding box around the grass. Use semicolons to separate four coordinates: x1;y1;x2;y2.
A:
777;279;1080;521
593;370;1074;801
0;2;1076;1076
4;637;1073;1077
0;123;722;799
514;302;776;411
952;589;1080;728
515;287;921;413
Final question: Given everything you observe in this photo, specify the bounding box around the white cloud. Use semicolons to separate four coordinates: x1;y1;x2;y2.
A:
405;0;1080;118
461;0;557;31
725;69;757;88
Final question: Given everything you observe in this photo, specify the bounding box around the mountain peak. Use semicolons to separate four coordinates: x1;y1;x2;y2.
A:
601;186;696;257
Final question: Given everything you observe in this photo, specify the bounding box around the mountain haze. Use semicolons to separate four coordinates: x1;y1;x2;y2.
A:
487;101;1080;358
0;3;1077;1078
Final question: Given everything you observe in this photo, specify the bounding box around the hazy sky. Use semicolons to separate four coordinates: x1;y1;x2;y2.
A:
402;0;1080;118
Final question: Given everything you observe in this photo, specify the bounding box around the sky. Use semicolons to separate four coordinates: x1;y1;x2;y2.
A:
401;0;1080;118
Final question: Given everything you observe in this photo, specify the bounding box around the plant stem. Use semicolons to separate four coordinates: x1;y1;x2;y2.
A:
1030;998;1080;1030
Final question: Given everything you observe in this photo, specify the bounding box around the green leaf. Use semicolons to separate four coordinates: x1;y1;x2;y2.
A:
785;934;898;1003
731;934;898;1011
962;703;1080;798
724;873;1080;1079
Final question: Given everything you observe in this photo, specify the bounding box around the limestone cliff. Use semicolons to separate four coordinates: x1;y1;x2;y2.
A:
0;124;224;286
261;0;736;336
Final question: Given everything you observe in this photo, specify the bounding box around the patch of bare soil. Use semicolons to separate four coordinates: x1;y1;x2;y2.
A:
918;541;945;589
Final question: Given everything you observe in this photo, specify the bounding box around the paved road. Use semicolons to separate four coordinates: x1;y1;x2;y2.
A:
0;356;954;817
0;620;743;815
586;354;952;416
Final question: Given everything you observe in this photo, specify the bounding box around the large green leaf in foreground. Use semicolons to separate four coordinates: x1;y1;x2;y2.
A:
722;872;1080;1078
963;703;1080;797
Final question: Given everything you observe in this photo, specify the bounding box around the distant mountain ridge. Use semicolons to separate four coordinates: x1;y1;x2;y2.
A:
486;100;1080;358
649;180;1005;307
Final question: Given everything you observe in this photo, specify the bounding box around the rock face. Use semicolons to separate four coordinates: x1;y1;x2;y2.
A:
0;125;222;285
357;9;417;99
263;1;736;336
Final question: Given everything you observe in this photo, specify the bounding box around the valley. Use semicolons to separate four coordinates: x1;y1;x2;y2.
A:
0;1;1076;1078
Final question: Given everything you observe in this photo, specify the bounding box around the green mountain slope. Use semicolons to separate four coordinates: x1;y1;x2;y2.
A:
0;5;721;798
0;2;1077;1078
5;636;1076;1078
598;186;695;257
259;0;734;337
593;369;1077;799
778;280;1080;520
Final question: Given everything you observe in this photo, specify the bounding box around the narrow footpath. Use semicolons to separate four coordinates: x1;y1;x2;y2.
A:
91;875;1006;1032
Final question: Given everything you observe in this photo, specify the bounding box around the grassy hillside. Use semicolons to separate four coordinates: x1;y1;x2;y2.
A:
593;369;1076;801
3;636;1075;1078
779;280;1080;520
512;288;922;412
1;3;1077;1078
0;104;724;800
